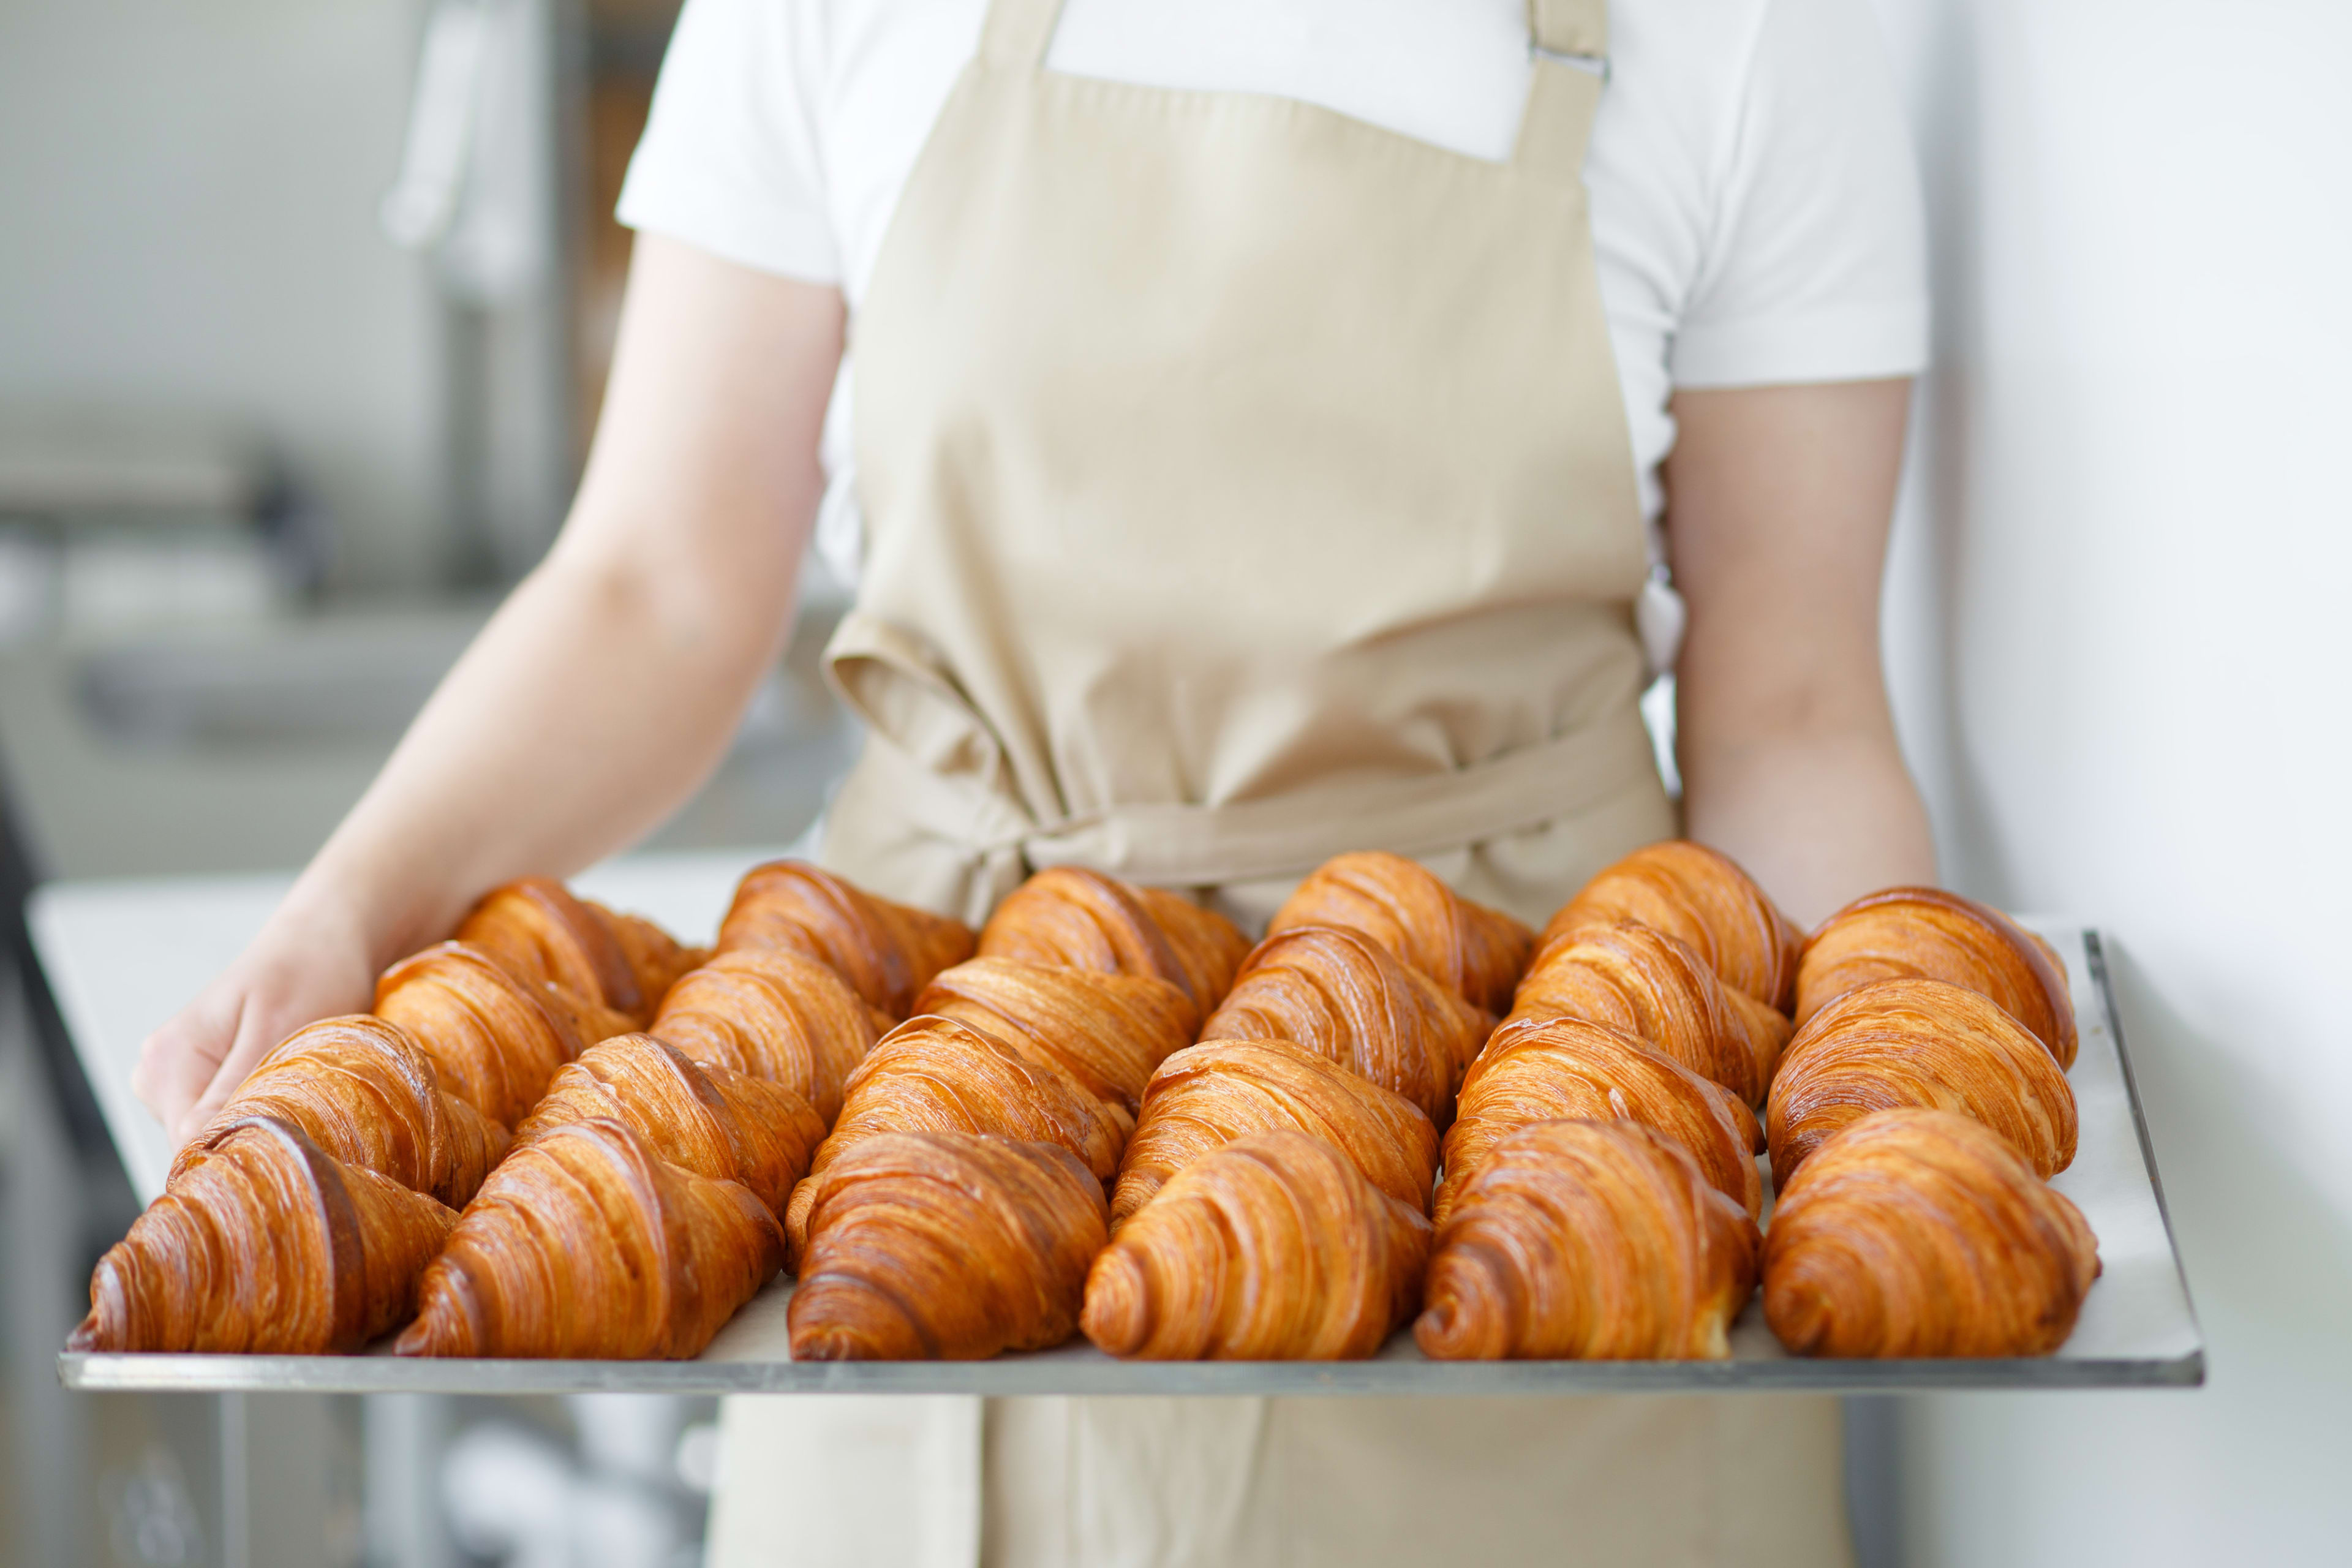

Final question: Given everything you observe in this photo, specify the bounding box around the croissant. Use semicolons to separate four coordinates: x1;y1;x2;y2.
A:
1504;921;1786;1106
715;860;974;1020
1267;851;1536;1014
511;1034;825;1215
396;1117;783;1359
1436;1018;1761;1227
170;1016;509;1208
1415;1119;1759;1361
1198;925;1490;1127
1764;1108;2100;1357
912;957;1193;1123
1111;1038;1438;1229
1767;978;2078;1182
1545;841;1802;1012
1797;888;2077;1066
788;1131;1107;1360
72;1117;457;1354
785;1016;1125;1253
1083;1130;1430;1360
648;948;880;1123
374;942;589;1128
454;877;688;1027
977;866;1250;1020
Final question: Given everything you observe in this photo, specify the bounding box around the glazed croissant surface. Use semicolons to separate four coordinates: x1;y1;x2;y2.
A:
74;1117;457;1354
785;1016;1125;1252
170;1016;508;1208
1267;850;1535;1014
1765;1108;2100;1358
1199;925;1490;1127
454;878;690;1027
1798;888;2077;1066
1415;1119;1759;1362
650;946;880;1123
374;942;590;1128
977;866;1250;1020
1112;1037;1439;1229
396;1117;783;1360
1437;1018;1761;1226
1766;978;2078;1182
1546;841;1802;1013
513;1033;825;1216
1082;1129;1430;1361
788;1131;1107;1361
1505;921;1785;1107
913;957;1194;1121
715;860;974;1021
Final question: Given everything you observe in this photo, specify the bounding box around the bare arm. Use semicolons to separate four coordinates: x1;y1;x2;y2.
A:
1665;379;1935;929
134;236;846;1140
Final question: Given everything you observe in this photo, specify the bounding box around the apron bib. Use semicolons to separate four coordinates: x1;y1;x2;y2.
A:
712;1;1848;1561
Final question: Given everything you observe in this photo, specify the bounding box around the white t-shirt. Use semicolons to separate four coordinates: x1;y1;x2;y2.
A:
618;0;1929;588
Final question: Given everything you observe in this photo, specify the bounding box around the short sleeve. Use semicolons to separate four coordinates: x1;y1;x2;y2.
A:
615;0;841;284
1670;0;1929;387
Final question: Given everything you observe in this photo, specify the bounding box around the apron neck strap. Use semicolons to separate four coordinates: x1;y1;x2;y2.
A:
981;0;1067;69
1515;0;1610;185
1529;0;1608;59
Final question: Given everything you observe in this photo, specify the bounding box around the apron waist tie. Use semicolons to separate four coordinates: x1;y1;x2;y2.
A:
850;700;1662;892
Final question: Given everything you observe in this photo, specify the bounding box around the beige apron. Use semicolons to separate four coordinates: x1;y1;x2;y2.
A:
710;0;1849;1561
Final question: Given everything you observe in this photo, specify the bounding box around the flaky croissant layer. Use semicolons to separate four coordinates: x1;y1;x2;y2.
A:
716;859;974;1021
1798;887;2076;1066
75;1117;456;1355
978;866;1251;1017
1267;851;1535;1014
914;957;1194;1120
396;1117;783;1360
652;946;880;1124
1764;1109;2099;1359
1083;1129;1430;1361
1546;840;1802;1013
1417;1118;1758;1362
789;1132;1107;1360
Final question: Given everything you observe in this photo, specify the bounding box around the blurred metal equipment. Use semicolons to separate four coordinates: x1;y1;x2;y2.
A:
382;0;577;582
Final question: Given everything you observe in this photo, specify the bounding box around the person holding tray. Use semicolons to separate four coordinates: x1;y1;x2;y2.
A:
135;0;1936;1560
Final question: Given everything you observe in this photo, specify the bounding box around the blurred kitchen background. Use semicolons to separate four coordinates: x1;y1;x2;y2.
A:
0;1;850;1564
4;1;2348;1566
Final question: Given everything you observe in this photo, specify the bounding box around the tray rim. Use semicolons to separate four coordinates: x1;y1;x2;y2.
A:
58;923;2207;1398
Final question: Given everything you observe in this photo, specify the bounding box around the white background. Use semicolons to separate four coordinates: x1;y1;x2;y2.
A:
1868;0;2352;1561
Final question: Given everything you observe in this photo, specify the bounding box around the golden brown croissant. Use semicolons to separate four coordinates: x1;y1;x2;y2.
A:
1083;1129;1430;1360
169;1016;509;1208
1266;850;1536;1014
395;1117;783;1359
72;1117;457;1354
976;866;1250;1020
1436;1018;1761;1227
1766;978;2078;1182
454;878;673;1026
715;860;974;1020
374;942;589;1128
1764;1107;2100;1357
1797;887;2077;1066
1504;921;1786;1106
1415;1119;1759;1361
1198;925;1490;1126
511;1034;825;1215
1545;840;1803;1012
1111;1037;1439;1229
788;1131;1107;1360
785;1016;1125;1253
648;947;880;1123
912;957;1193;1123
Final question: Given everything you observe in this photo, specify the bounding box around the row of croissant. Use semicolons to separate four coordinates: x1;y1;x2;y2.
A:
74;842;2098;1363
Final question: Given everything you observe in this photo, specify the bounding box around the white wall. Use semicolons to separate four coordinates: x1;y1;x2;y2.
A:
1872;0;2352;1561
0;0;450;589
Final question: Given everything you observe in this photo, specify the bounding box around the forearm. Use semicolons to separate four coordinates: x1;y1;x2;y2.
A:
284;545;793;968
1679;710;1933;931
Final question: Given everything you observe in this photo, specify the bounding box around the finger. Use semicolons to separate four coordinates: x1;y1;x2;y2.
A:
175;1000;298;1145
134;1019;230;1137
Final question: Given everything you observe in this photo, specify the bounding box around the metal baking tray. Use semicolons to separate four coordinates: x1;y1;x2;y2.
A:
39;859;2201;1395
